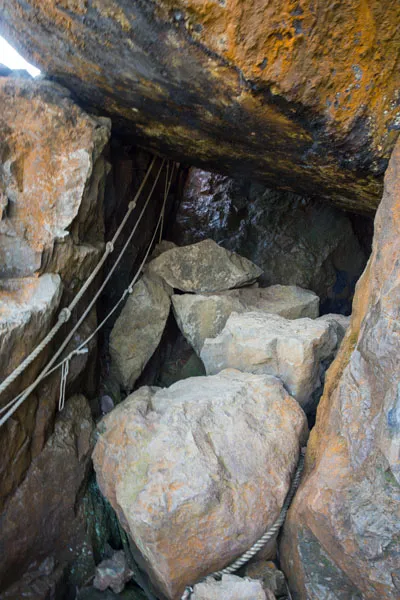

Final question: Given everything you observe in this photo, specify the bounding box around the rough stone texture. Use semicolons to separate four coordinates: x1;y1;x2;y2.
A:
191;575;266;600
93;550;133;594
0;76;110;284
0;557;67;600
0;395;93;591
280;140;400;599
0;275;62;504
0;76;110;510
150;240;177;261
148;239;262;293
93;370;308;600
2;2;400;210
201;312;345;412
245;561;286;598
172;168;368;311
172;285;319;354
0;76;111;595
109;273;172;391
0;275;62;386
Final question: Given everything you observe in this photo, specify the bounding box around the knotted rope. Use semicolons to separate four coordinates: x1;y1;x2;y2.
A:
0;158;174;426
0;156;157;398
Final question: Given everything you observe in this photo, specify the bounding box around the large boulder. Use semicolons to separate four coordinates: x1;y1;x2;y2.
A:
93;370;308;600
147;239;263;293
201;312;347;412
172;285;319;354
172;168;368;312
280;141;400;598
0;395;93;591
1;2;399;209
109;273;172;391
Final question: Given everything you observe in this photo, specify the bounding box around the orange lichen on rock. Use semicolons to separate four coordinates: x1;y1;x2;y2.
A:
1;1;398;209
162;0;400;156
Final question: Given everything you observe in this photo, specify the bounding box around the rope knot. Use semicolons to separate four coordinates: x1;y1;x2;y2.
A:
128;200;137;211
58;307;71;323
106;241;114;254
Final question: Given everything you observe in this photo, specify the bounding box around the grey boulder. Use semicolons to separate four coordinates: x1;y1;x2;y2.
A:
147;239;263;293
109;273;172;391
93;369;307;600
200;312;347;413
172;285;319;354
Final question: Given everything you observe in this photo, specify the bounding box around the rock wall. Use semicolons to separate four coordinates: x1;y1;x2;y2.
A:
280;140;400;598
0;73;110;591
1;1;400;210
171;168;368;313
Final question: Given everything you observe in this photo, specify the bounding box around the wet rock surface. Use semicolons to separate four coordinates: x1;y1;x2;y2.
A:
2;2;399;209
173;169;368;312
280;140;400;598
148;239;263;293
201;312;346;413
172;285;319;355
93;369;307;600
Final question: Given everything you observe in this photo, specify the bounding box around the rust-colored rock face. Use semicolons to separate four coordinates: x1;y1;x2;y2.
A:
0;75;109;511
281;139;400;598
1;1;399;210
0;76;110;281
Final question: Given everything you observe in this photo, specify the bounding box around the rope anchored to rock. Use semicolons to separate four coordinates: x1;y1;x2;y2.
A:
0;156;157;400
180;447;306;600
0;157;175;428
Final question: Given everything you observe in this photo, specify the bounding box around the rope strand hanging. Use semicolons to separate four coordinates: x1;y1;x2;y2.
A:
0;157;173;428
0;156;157;398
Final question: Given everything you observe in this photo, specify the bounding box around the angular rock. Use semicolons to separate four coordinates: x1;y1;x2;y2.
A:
94;550;133;594
150;240;177;261
0;395;93;590
192;575;267;600
93;370;308;600
173;168;368;311
223;286;320;320
172;285;319;354
201;312;343;412
0;76;110;284
317;313;350;346
172;293;244;355
245;561;286;598
280;140;400;599
110;273;172;391
0;558;67;600
147;239;263;293
2;2;400;209
0;275;62;385
0;275;62;504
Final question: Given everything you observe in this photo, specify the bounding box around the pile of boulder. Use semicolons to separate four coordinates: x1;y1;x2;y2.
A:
93;238;349;599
